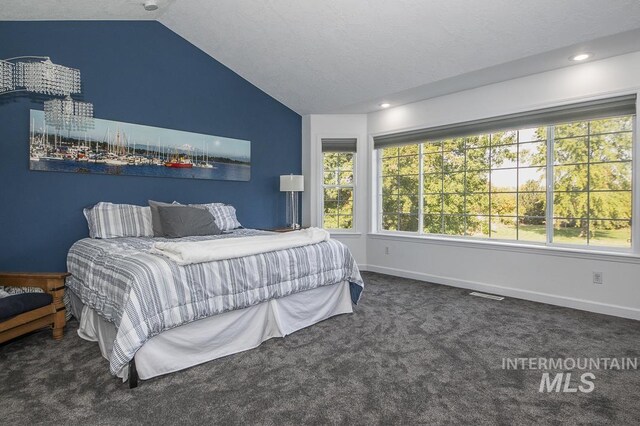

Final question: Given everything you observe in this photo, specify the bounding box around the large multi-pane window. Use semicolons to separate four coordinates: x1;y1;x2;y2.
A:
323;151;355;230
378;113;634;249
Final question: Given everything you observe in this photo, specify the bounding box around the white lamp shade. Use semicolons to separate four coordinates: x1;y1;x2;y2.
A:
280;174;304;192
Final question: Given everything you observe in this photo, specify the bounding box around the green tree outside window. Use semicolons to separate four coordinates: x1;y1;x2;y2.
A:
379;115;633;248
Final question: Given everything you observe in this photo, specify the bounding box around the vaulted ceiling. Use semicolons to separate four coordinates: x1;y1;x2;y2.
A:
3;0;640;115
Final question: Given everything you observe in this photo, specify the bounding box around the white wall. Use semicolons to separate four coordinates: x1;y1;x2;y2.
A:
301;115;311;226
367;235;640;319
304;51;640;320
368;52;640;135
301;114;368;265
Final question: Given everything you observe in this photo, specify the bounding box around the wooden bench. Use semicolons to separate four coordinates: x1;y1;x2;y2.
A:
0;272;69;344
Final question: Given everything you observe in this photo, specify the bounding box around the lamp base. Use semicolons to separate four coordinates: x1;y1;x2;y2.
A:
285;191;300;230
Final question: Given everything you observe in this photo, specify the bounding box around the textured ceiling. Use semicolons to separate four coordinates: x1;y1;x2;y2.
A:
0;0;176;20
3;1;640;114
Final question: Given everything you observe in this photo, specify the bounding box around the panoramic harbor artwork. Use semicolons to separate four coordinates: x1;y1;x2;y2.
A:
29;110;251;181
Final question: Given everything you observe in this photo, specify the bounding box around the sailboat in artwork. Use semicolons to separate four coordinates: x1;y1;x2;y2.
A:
29;117;41;162
196;140;214;168
104;127;129;165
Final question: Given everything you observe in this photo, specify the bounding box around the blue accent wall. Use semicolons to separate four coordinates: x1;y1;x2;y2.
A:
0;21;301;272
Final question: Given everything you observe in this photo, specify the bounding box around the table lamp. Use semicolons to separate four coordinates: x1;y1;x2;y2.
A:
280;174;304;229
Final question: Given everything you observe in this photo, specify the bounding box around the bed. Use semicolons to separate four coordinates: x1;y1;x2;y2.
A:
66;228;364;387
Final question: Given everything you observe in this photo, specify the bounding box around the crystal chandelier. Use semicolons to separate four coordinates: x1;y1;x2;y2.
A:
44;96;94;131
0;56;94;129
0;60;14;93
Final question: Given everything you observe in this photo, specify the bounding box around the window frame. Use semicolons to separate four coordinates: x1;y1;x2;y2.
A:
374;113;637;254
321;150;357;232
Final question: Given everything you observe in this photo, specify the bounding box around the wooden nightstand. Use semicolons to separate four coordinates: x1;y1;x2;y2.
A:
264;227;309;233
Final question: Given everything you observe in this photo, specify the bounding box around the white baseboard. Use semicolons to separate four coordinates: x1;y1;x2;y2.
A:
365;264;640;321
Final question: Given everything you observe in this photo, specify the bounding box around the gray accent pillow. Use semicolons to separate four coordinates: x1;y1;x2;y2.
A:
149;200;176;237
155;205;221;238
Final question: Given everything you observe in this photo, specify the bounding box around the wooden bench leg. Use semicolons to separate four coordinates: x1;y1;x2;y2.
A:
52;309;66;340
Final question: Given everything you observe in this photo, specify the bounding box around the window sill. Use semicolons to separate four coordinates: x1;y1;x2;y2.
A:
368;232;640;264
328;231;362;237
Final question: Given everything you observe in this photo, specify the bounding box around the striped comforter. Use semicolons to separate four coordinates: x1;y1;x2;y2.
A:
66;229;364;376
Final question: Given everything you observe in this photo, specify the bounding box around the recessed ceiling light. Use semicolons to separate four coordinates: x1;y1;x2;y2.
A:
570;53;591;62
379;103;391;108
144;0;159;11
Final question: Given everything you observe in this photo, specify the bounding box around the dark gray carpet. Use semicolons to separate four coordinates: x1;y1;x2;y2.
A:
1;272;639;425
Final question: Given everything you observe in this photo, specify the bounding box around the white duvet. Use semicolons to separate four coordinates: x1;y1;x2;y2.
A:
150;227;330;265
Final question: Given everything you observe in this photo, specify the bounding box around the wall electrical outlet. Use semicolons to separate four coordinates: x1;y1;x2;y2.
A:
593;272;603;285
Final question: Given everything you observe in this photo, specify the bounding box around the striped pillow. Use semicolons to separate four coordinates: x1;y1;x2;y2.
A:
199;204;241;231
193;202;226;209
84;202;153;238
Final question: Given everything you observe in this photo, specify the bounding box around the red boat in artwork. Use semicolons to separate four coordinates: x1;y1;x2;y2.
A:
165;156;193;168
165;161;193;168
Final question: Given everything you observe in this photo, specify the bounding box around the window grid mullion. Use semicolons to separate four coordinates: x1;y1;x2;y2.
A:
633;117;638;253
396;155;401;230
378;151;383;233
440;142;445;234
336;162;342;229
546;125;555;245
463;139;467;235
587;122;591;245
516;131;520;241
418;144;424;235
488;134;493;238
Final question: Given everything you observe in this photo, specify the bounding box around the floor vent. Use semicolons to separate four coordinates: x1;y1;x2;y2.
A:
469;291;504;301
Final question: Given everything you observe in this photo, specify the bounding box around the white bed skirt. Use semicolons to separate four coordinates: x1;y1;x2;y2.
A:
73;281;353;381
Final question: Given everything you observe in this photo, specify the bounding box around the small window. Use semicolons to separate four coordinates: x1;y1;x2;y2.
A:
321;138;357;230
